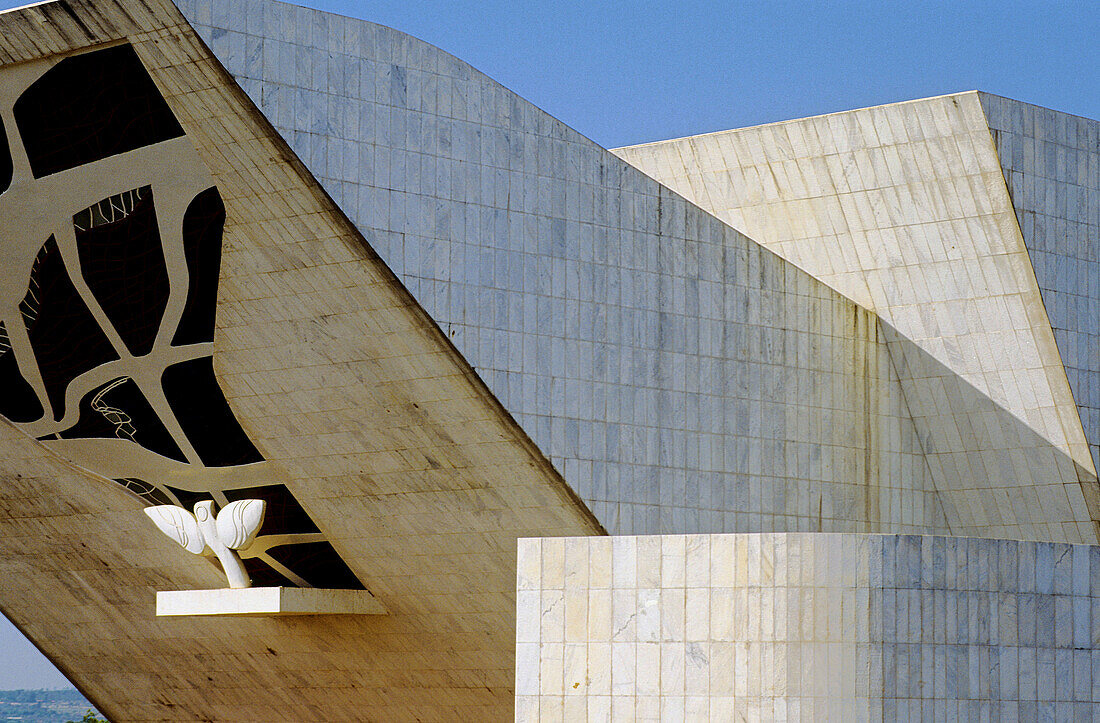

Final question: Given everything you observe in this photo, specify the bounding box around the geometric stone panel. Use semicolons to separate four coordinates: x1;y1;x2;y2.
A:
614;93;1100;544
519;533;1100;719
980;93;1100;478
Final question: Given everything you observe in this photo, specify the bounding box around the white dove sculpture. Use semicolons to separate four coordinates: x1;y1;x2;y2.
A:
145;499;267;589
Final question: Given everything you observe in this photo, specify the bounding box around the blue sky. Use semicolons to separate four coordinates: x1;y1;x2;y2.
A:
1;0;1097;147
275;0;1100;150
309;0;1100;149
1;0;1098;690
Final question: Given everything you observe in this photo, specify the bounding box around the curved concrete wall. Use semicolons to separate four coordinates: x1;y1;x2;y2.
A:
0;1;603;719
176;0;947;538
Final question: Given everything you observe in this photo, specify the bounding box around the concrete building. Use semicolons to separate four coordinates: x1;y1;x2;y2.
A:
0;0;1095;719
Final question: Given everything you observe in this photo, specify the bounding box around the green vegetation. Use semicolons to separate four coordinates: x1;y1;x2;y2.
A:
67;710;107;723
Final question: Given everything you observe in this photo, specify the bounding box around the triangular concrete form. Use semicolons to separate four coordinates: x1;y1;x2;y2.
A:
615;92;1100;543
979;93;1100;476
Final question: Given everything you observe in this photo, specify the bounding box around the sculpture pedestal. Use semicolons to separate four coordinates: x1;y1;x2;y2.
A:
156;587;386;617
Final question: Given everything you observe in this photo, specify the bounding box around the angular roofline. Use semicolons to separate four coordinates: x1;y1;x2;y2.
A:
976;90;1100;125
0;1;57;13
614;90;1100;152
612;91;982;151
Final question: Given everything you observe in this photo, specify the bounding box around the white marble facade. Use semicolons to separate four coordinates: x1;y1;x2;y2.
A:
615;94;1100;544
518;534;1100;720
170;5;1100;719
175;0;946;538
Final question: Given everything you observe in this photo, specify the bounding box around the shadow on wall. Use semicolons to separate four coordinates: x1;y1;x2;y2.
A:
879;318;1100;544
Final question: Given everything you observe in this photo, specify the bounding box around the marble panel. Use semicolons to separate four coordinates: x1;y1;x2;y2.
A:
518;533;1100;717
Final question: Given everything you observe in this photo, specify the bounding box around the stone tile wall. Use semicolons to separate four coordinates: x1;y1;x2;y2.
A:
518;533;1100;720
980;93;1100;476
175;0;947;537
614;94;1099;543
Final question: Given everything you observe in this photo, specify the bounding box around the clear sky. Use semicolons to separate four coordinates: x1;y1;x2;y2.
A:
0;0;1098;691
0;622;74;689
291;0;1100;149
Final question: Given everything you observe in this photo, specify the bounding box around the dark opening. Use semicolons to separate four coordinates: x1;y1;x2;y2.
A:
75;186;169;357
222;484;321;537
0;114;11;194
173;187;225;346
0;322;44;423
242;557;296;588
59;376;186;462
161;356;262;467
267;542;365;590
21;237;119;421
14;44;184;178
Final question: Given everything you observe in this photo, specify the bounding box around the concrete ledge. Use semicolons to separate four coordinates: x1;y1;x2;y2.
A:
156;587;387;617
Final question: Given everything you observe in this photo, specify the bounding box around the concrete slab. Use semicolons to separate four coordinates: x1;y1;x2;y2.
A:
156;587;387;617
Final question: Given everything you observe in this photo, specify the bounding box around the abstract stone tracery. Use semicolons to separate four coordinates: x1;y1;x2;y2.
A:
0;43;363;590
58;376;186;463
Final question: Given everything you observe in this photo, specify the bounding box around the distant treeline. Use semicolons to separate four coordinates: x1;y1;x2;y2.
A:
0;689;100;722
0;688;89;702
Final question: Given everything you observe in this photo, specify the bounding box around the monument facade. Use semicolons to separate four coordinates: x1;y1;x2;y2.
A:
0;0;1095;719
